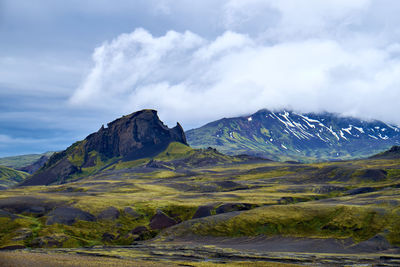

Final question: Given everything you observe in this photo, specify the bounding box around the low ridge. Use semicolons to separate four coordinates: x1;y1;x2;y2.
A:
370;145;400;159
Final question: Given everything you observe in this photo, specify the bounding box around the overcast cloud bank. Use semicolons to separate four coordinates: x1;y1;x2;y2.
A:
71;0;400;128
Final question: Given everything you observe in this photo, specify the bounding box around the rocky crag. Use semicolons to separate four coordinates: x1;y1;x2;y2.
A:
21;109;187;186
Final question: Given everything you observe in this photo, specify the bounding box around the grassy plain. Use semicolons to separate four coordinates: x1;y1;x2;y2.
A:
0;143;400;265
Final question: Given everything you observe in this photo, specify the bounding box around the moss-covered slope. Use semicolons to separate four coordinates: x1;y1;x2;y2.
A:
0;166;28;189
21;110;187;186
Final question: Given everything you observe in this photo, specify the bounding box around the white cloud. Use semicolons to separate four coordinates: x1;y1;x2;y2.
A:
68;1;400;129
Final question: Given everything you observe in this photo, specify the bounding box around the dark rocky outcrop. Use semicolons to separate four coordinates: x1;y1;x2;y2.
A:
83;110;187;161
130;226;149;235
351;234;392;252
124;207;141;218
192;205;215;219
0;196;64;216
21;110;187;186
0;245;26;250
214;181;249;191
215;203;253;214
97;207;120;220
149;210;177;230
102;232;116;242
346;187;375;195
31;235;70;248
360;169;387;182
145;159;171;169
46;206;96;225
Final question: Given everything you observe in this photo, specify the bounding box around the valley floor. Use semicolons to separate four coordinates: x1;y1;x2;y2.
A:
1;236;400;266
1;145;400;266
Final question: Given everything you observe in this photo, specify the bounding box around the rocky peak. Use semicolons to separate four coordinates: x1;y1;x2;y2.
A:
84;109;187;160
21;109;187;186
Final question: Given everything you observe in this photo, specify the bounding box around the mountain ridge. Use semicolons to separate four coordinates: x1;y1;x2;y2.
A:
21;109;187;186
186;109;400;162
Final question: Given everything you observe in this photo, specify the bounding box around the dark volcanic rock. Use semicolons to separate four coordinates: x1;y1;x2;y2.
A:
347;187;375;195
130;226;149;235
192;205;215;219
84;109;187;161
97;207;120;220
124;207;141;218
351;234;391;252
0;245;26;250
21;109;187;186
102;232;116;242
215;203;253;214
149;210;177;230
359;169;387;182
46;206;96;225
145;159;171;169
214;181;248;191
31;235;70;248
0;196;64;215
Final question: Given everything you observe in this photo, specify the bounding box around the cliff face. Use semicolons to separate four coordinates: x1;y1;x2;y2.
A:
85;109;186;161
21;110;187;186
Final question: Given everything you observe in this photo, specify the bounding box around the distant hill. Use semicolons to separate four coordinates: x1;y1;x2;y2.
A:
0;166;28;189
21;109;187;186
370;146;400;159
186;109;400;162
0;152;54;169
18;155;51;174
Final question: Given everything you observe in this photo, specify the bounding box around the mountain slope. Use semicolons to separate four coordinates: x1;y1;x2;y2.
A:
0;166;28;189
21;109;187;186
186;109;400;162
0;152;54;169
370;145;400;159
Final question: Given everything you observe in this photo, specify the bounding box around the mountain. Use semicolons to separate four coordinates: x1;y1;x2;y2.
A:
370;145;400;159
0;166;28;189
0;152;54;169
186;109;400;162
21;109;187;186
18;155;51;174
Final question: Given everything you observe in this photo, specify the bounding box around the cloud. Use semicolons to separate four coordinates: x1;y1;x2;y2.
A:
70;21;400;129
2;0;400;157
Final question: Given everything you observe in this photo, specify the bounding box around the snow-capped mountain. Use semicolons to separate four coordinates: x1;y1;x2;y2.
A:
186;109;400;162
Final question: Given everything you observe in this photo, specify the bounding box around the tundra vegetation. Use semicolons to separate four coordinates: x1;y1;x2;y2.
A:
1;142;400;265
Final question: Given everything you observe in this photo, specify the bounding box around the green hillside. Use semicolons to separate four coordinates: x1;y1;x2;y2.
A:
0;152;54;169
0;166;29;189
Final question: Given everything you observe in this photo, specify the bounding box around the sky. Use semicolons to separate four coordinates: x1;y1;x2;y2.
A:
1;0;400;157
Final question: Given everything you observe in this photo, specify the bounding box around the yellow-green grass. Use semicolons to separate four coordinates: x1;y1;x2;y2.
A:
0;165;29;187
184;203;398;244
154;142;195;161
0;251;174;267
1;153;400;250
